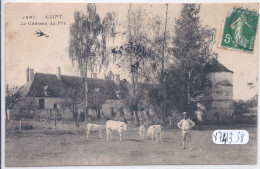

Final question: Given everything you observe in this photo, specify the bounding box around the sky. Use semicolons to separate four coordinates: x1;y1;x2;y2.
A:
5;3;259;100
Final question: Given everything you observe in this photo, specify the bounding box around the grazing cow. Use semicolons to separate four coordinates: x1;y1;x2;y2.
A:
139;125;146;139
146;125;155;141
146;125;163;143
86;123;106;139
106;120;127;141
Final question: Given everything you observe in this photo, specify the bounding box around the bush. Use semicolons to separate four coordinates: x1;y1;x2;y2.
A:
22;124;34;130
234;100;250;117
12;111;35;120
79;112;85;122
234;115;257;125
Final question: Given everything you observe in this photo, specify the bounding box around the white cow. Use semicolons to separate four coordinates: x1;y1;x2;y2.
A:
106;120;127;141
146;125;163;143
139;125;146;139
86;123;106;139
146;125;155;141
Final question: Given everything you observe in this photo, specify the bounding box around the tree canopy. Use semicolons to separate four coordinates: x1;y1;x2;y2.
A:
69;4;117;76
166;4;217;114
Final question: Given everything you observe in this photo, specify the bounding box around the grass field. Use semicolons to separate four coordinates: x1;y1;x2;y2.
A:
5;125;257;166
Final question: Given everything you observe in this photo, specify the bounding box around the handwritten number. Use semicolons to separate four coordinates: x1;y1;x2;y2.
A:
229;132;233;144
214;131;248;144
213;132;218;142
235;132;240;142
218;132;222;142
222;133;227;144
240;133;245;143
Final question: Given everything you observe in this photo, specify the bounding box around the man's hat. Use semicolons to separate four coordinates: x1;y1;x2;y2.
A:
183;112;187;115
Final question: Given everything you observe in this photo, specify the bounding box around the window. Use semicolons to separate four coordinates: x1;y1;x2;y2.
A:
53;103;57;109
39;99;45;109
120;107;124;116
43;86;52;96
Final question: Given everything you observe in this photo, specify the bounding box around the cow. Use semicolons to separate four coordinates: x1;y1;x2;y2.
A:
146;125;163;143
86;123;106;139
106;120;127;141
139;125;146;139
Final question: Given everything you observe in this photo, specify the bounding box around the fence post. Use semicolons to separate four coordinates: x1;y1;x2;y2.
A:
7;109;10;121
19;118;22;131
54;115;57;129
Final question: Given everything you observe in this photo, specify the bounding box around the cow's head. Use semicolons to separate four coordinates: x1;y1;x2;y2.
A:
121;124;127;131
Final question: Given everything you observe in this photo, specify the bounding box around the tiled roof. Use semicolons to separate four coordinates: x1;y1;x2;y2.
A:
205;58;233;73
22;73;121;100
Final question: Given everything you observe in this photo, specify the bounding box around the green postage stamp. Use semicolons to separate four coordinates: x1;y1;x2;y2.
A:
220;7;259;52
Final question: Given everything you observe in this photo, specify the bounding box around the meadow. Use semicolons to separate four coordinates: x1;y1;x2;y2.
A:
5;124;257;166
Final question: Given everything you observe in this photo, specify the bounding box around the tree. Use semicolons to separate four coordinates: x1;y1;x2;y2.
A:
112;5;164;125
6;85;38;121
168;4;217;114
142;84;163;123
157;4;168;122
6;85;21;111
13;96;38;120
112;41;156;124
60;87;85;128
69;4;116;119
87;88;106;119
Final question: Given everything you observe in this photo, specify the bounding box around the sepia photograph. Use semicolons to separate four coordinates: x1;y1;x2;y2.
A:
3;2;259;167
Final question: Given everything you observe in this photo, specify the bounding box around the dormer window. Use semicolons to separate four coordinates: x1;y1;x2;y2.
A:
116;90;121;99
43;86;52;96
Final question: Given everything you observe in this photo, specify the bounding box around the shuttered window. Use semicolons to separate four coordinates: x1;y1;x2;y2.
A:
54;103;57;109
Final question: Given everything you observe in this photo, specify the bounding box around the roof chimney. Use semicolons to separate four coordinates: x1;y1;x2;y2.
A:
56;67;61;80
114;74;120;85
26;67;30;83
106;70;114;80
29;68;34;82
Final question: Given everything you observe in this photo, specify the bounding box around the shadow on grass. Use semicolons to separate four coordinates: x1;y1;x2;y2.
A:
126;138;145;142
43;130;75;135
162;139;177;143
59;141;71;146
162;137;172;140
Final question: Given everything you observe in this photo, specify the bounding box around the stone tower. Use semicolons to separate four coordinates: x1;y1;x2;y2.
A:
204;58;234;122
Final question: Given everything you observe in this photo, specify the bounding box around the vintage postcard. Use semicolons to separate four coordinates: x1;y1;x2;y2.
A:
2;2;259;168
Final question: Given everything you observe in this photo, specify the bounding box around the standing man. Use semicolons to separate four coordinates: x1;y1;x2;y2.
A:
177;112;195;150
